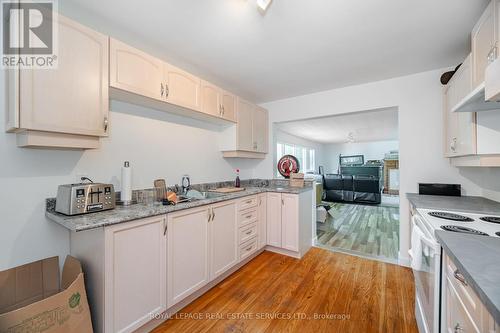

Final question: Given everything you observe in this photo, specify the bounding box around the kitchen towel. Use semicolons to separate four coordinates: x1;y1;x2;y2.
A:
408;219;424;271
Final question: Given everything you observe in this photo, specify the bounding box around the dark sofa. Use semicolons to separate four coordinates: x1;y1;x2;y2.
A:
323;174;382;204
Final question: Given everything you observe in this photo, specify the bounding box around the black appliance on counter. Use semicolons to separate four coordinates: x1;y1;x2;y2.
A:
418;183;461;197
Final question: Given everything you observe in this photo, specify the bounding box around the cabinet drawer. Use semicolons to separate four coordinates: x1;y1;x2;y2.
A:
238;208;258;227
239;222;258;245
446;277;481;333
445;255;483;326
238;196;258;211
239;237;258;261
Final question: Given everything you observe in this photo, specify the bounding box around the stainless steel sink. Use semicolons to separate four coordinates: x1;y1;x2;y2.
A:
183;190;224;201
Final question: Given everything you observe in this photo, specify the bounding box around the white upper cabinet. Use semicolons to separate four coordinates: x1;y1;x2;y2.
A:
6;15;108;149
201;81;237;122
201;80;221;117
221;98;269;157
221;90;237;122
164;63;201;111
485;0;500;101
109;38;164;101
236;99;255;151
253;106;269;153
472;1;496;88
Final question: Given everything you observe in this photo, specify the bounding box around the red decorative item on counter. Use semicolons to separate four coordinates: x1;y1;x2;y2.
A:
277;155;300;178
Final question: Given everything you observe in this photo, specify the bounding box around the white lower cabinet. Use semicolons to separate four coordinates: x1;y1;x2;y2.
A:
442;253;499;333
210;201;238;279
104;216;167;333
281;194;299;252
266;192;299;251
257;193;267;249
167;206;211;308
167;200;239;308
266;192;283;247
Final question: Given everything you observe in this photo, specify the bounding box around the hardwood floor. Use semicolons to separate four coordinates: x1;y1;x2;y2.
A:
152;248;418;333
317;202;400;261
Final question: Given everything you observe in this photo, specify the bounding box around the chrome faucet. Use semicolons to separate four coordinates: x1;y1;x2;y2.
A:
181;175;191;194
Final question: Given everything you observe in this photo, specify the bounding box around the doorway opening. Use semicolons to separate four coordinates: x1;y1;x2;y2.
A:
274;107;400;263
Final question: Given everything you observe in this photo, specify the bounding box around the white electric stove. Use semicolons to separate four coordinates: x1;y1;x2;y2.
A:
410;208;500;333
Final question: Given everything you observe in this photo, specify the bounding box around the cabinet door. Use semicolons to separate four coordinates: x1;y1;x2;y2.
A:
472;1;495;87
164;63;201;111
221;91;237;122
201;81;221;117
253;106;269;153
20;16;109;136
266;193;282;247
110;38;164;101
281;194;299;252
258;194;267;249
456;112;477;156
104;216;167;333
445;279;481;333
444;85;459;156
210;201;238;279
167;207;210;307
237;99;255;151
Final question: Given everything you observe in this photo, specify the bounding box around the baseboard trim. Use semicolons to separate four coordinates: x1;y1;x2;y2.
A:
398;254;410;268
264;245;301;259
135;248;266;333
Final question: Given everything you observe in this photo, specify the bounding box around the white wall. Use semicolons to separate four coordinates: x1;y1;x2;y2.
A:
323;140;399;173
274;129;325;172
255;69;500;265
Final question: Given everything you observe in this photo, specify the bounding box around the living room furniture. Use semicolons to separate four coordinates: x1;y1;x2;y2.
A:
323;174;382;204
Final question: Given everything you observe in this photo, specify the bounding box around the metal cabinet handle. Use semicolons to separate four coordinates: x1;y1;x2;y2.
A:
222;105;225;116
208;210;212;222
212;210;216;220
245;246;253;252
453;269;468;287
163;221;168;236
282;199;284;205
165;84;169;98
245;230;252;235
161;83;164;97
450;138;457;152
246;215;252;219
454;323;464;333
487;45;498;64
103;117;109;132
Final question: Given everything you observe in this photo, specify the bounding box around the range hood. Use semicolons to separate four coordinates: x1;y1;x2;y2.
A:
452;57;500;113
452;82;500;113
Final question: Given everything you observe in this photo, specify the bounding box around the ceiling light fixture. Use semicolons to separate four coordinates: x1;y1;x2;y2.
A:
256;0;272;12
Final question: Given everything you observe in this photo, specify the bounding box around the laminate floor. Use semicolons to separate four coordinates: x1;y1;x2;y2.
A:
152;248;417;333
316;202;400;262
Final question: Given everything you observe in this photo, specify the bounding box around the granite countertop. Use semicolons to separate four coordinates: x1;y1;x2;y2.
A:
407;193;500;215
436;231;500;324
46;185;312;232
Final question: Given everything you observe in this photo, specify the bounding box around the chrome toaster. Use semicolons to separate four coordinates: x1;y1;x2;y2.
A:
55;183;116;215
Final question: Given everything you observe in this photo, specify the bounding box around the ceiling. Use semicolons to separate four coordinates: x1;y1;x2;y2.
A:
275;108;399;144
63;0;489;103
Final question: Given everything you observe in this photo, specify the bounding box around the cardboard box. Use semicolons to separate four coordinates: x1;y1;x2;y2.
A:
0;256;93;333
290;172;305;187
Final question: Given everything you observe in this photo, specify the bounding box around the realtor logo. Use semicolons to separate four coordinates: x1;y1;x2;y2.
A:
2;0;58;68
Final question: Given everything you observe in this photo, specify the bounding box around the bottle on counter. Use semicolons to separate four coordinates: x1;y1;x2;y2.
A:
235;169;241;188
